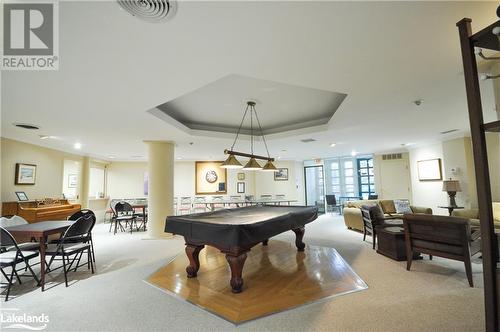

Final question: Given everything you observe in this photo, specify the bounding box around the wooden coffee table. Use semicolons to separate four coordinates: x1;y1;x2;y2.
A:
376;226;421;261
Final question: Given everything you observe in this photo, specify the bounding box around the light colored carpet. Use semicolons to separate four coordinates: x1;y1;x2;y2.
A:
1;214;485;331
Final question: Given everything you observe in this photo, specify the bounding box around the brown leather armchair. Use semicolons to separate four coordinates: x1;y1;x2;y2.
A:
403;214;481;287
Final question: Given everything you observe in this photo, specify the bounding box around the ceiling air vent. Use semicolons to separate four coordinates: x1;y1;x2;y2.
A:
382;153;403;160
117;0;177;22
13;123;40;130
440;129;459;135
300;138;316;143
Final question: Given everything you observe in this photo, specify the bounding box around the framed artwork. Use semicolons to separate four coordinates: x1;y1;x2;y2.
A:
237;182;245;193
68;174;77;188
15;163;37;185
417;158;442;181
237;172;245;181
15;191;29;201
195;161;227;195
274;168;289;181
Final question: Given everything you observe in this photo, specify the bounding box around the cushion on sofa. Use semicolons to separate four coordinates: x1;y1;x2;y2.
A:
362;204;385;223
394;199;412;214
379;200;397;214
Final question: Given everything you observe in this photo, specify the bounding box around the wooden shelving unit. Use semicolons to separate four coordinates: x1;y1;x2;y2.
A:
484;120;500;132
457;18;500;332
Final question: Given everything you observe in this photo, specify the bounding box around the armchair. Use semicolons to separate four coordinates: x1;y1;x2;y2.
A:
403;214;481;287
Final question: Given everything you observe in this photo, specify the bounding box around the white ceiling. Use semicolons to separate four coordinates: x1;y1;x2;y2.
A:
1;1;498;162
154;74;346;135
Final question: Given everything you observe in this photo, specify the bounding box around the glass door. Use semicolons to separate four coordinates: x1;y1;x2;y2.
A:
304;165;325;214
357;158;376;199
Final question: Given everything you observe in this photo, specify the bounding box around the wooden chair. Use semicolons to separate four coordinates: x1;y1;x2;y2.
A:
403;214;481;287
361;206;401;249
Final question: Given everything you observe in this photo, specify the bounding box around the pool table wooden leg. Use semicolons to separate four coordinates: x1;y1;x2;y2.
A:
185;244;204;278
292;227;306;251
225;252;247;293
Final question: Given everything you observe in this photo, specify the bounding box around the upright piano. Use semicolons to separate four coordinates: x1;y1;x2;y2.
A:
2;199;81;223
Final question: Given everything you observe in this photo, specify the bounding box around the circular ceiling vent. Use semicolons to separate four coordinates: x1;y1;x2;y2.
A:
117;0;177;23
13;123;40;130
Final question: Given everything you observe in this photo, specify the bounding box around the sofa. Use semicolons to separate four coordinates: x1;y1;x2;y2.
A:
343;199;432;231
451;202;500;230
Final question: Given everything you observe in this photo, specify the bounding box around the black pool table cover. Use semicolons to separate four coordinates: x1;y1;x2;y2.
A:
165;205;318;247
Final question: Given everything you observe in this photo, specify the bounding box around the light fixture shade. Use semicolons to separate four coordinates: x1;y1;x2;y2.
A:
243;157;262;170
220;155;243;169
442;179;461;192
261;160;278;172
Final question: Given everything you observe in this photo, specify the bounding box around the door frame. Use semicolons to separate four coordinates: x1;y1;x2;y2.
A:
304;165;325;211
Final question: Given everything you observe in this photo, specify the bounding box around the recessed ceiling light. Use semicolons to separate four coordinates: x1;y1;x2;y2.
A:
108;156;116;159
330;143;336;147
74;142;82;150
277;156;282;160
401;143;414;147
351;150;357;156
13;123;40;130
176;157;182;160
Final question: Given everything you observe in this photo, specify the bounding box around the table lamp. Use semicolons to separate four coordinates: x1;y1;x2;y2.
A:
442;179;461;207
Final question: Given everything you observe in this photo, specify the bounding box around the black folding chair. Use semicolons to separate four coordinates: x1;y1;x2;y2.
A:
45;216;95;287
0;227;40;301
113;202;138;234
51;210;96;264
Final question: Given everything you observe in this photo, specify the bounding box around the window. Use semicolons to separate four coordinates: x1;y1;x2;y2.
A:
89;167;106;198
324;157;359;199
357;157;376;199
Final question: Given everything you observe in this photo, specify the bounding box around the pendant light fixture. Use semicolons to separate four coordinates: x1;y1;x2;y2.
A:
221;101;278;171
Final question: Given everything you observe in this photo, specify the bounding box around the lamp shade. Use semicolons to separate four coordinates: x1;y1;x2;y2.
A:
220;154;243;169
261;160;278;172
243;157;262;170
442;179;461;192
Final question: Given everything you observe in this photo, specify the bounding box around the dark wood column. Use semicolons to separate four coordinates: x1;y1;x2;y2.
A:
456;18;499;332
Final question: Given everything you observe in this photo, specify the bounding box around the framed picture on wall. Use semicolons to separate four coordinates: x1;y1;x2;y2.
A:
195;161;228;195
237;182;245;193
15;163;37;185
417;158;442;181
68;174;77;188
15;191;29;201
274;168;289;181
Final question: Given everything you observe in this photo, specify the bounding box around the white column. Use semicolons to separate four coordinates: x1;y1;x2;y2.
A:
145;141;175;239
81;156;90;209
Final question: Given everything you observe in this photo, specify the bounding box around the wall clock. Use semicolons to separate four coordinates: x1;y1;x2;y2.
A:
205;170;218;183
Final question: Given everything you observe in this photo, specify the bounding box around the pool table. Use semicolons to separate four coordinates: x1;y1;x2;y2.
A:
165;205;319;293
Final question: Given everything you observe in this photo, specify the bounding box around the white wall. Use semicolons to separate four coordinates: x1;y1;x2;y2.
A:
254;161;304;204
106;160;304;204
107;162;147;199
409;143;448;215
1;138;83;203
442;137;477;208
486;133;500;202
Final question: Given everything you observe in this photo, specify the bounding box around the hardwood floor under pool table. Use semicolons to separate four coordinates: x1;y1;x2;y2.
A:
165;205;319;293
